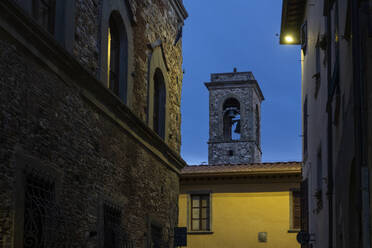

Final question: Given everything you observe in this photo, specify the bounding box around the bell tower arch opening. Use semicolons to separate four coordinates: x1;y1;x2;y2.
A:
222;98;241;141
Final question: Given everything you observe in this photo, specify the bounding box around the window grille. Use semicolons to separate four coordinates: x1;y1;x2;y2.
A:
23;173;75;247
103;204;122;248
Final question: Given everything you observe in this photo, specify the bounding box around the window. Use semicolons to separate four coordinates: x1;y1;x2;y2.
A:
343;0;351;41
153;68;166;139
333;88;341;126
301;179;309;234
315;147;323;213
314;38;321;99
32;0;56;34
23;174;55;247
190;195;210;231
107;12;129;102
317;149;323;191
108;15;120;97
223;98;240;141
300;21;308;54
150;224;162;248
303;97;308;157
291;190;301;230
103;204;122;248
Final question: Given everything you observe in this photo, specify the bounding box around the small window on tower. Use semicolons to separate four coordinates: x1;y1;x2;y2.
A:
228;150;234;156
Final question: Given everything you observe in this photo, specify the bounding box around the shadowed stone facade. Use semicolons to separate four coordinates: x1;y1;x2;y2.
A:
0;0;187;247
205;71;264;165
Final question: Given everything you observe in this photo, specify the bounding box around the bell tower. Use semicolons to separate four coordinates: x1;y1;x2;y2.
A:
205;69;264;165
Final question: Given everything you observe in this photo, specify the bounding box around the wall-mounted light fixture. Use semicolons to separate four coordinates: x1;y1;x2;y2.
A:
284;35;295;43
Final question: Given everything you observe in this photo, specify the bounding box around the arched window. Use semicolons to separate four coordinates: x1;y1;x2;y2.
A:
153;69;166;139
223;98;240;140
255;105;260;146
107;12;128;102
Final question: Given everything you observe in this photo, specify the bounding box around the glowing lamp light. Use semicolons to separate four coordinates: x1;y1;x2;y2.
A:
284;35;294;43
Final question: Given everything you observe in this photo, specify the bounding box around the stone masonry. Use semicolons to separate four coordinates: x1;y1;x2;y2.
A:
0;0;187;247
205;70;264;165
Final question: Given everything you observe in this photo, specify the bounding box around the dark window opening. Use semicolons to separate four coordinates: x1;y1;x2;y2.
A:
150;224;162;248
223;98;240;141
314;37;321;99
315;147;323;213
228;150;234;156
301;179;309;239
344;0;351;41
333;88;341;126
301;21;308;54
292;191;301;230
153;68;166;139
191;195;210;231
23;174;55;248
109;15;120;97
317;148;323;191
32;0;56;34
107;12;128;102
103;205;122;248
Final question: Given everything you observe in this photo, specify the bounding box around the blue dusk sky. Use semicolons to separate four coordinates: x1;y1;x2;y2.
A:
180;1;302;165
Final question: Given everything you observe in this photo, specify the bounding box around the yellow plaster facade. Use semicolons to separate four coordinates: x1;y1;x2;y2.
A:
178;164;301;248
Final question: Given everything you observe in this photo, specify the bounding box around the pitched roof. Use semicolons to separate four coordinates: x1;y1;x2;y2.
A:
181;162;301;176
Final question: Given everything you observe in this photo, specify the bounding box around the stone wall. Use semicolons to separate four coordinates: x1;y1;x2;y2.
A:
209;142;257;165
0;0;186;247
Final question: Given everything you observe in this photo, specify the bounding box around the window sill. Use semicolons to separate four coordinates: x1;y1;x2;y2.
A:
188;231;214;235
288;229;300;233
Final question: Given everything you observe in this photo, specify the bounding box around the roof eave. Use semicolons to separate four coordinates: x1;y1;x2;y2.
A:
181;169;302;178
279;0;307;45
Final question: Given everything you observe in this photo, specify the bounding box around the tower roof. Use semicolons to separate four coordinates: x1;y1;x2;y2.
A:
204;70;264;101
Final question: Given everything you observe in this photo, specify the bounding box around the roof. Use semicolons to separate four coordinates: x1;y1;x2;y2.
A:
280;0;307;44
204;71;264;101
181;162;302;176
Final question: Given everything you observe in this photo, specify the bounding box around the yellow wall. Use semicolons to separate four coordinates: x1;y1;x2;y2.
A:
178;183;300;248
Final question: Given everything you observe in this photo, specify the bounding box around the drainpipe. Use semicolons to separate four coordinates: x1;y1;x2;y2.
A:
351;0;371;247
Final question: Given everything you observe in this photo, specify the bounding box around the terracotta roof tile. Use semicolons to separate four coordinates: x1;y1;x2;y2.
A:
181;161;302;175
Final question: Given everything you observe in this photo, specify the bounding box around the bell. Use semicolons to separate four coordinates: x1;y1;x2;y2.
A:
234;120;241;134
227;109;236;118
